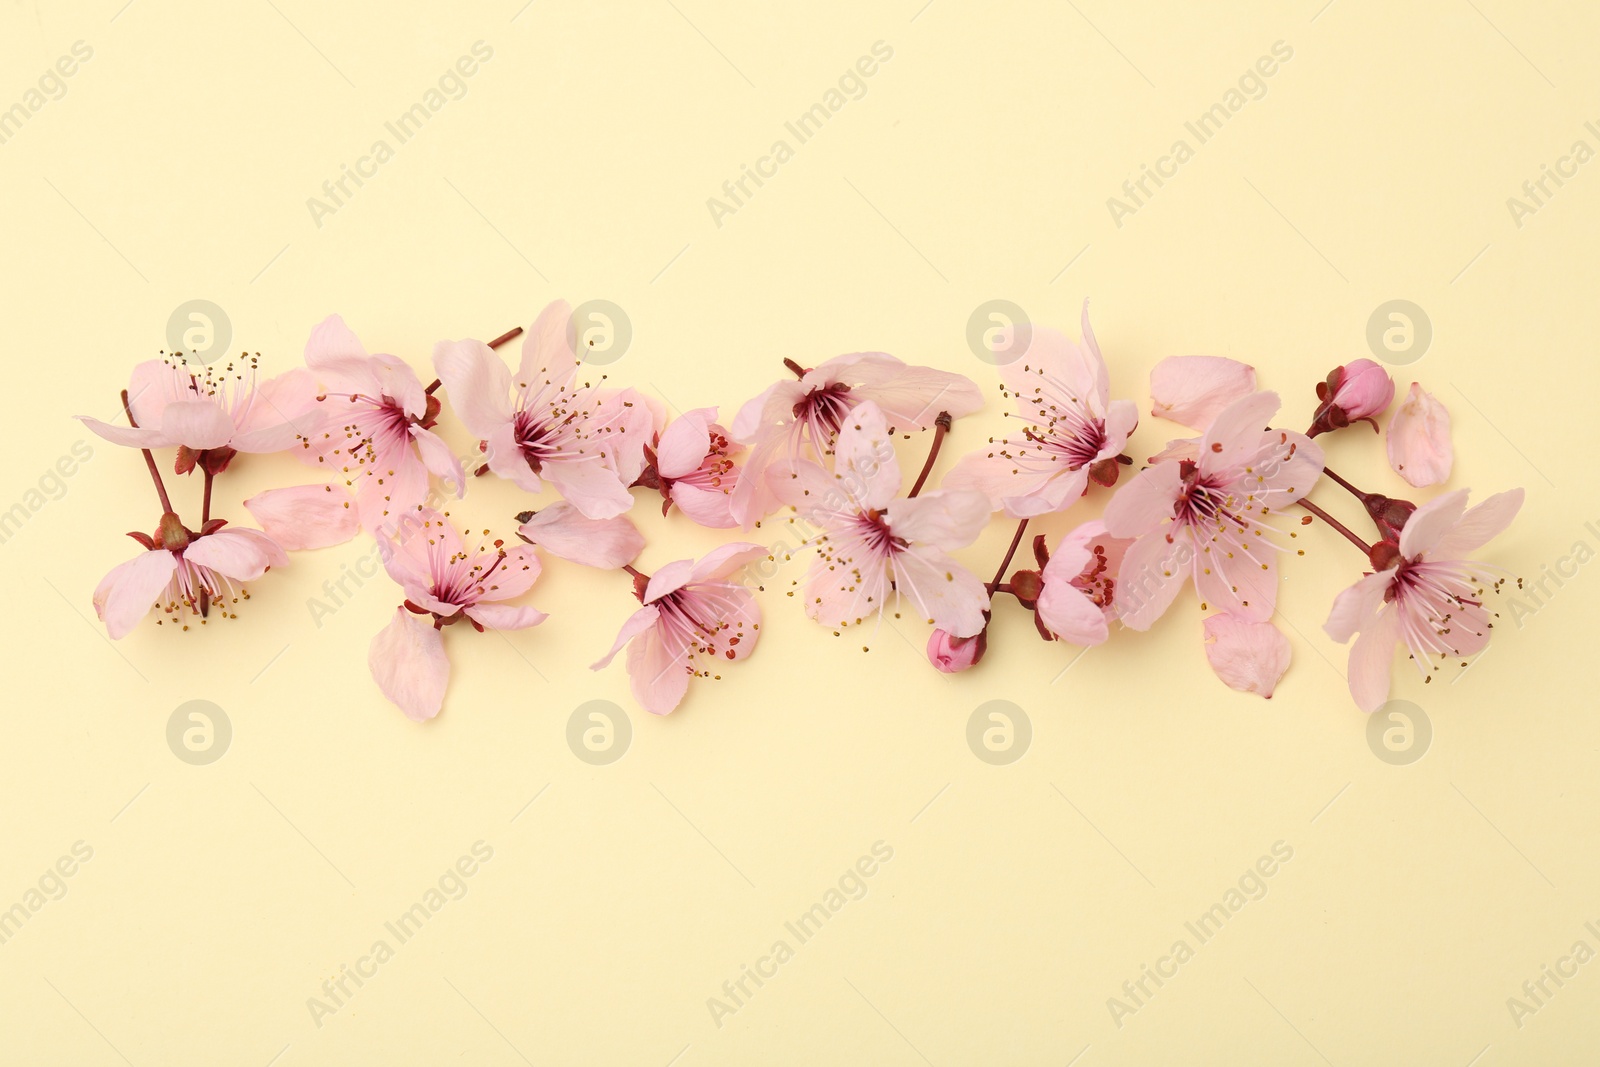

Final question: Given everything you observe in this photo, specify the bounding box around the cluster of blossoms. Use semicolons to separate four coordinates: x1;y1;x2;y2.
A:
80;300;1521;720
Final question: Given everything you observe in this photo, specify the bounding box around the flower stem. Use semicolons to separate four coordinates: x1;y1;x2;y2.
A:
489;326;523;350
988;518;1029;594
202;469;214;524
906;411;953;499
123;389;174;515
1296;497;1371;554
1321;464;1366;501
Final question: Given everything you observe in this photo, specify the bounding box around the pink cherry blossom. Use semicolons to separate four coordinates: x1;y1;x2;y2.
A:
1387;382;1453;488
1035;520;1132;646
591;543;766;715
1105;391;1324;628
432;300;658;520
78;356;322;460
1323;488;1522;712
1309;359;1395;436
516;501;644;570
927;626;987;672
297;316;464;535
94;516;286;638
1148;355;1257;430
729;351;982;527
648;406;742;528
369;508;546;721
1202;614;1291;698
771;401;991;639
944;304;1138;518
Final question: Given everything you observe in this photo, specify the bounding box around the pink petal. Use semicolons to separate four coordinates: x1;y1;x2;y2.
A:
886;490;991;551
464;602;547;630
850;356;985;426
1199;391;1281;477
1103;461;1183;538
835;401;901;510
690;542;769;584
1430;488;1524;560
656;407;715;479
99;550;179;639
626;626;692;715
432;338;512;439
890;547;990;638
1323;568;1395;643
1347;608;1401;713
159;400;236;450
644;559;697;603
1399;489;1470;560
1115;528;1192;630
730;379;805;445
411;426;466;497
474;545;543;603
373;355;428;421
593;389;664;483
1150;356;1257;429
669;483;738;529
75;417;170;449
354;449;430;534
1202;614;1292;698
1192;531;1277;620
125;359;185;428
518;299;577;394
543;457;634;520
1036;578;1110;646
244;484;359;550
591;604;662;670
1003;465;1090;519
1000;324;1106;412
232;368;325;453
368;607;450;722
804;550;891;631
303;315;378;395
519;503;644;569
1101;398;1140;456
183;528;287;581
1387;383;1453;488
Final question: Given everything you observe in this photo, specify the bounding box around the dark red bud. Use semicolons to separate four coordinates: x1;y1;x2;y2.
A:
1087;456;1121;487
1009;568;1044;604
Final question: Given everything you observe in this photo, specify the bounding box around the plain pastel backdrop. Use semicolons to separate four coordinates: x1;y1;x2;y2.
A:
1;0;1597;1063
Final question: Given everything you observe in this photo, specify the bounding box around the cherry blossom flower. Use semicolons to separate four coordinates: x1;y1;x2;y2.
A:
432;300;658;520
640;406;742;528
1105;391;1324;628
1387;382;1453;488
729;351;982;527
944;305;1138;518
1148;355;1257;430
94;514;286;638
368;508;546;722
591;543;766;714
1309;359;1394;437
1036;520;1132;646
1202;614;1291;698
771;401;991;639
515;501;643;570
1323;487;1522;712
297;316;464;535
78;356;322;465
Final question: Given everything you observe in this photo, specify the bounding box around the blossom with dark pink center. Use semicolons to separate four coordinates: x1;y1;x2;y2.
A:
945;303;1137;517
1035;520;1133;646
642;407;742;528
1324;487;1522;712
1106;391;1324;627
591;543;766;714
729;351;982;527
94;514;286;637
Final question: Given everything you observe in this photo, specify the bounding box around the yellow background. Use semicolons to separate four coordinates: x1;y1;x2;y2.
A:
3;1;1597;1063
